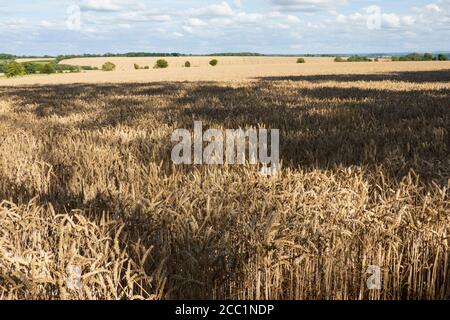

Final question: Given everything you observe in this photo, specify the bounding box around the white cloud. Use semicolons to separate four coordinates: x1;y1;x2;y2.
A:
188;2;234;17
401;16;415;26
39;20;56;28
425;4;441;13
80;0;123;12
80;0;146;12
1;18;27;29
182;25;193;33
172;32;184;38
306;21;325;29
275;23;290;29
335;12;365;25
235;12;264;23
177;3;306;38
335;8;417;29
287;15;301;23
208;17;234;26
336;14;346;23
271;0;348;12
382;13;401;27
151;15;172;22
405;31;417;37
414;2;450;25
83;11;171;26
1;0;449;55
187;18;208;27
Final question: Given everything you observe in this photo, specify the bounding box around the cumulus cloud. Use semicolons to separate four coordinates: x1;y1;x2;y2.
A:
405;31;417;37
271;0;348;12
1;0;449;55
382;13;401;27
235;12;264;23
335;12;365;25
188;2;234;17
187;18;208;27
401;16;415;26
426;4;441;13
234;0;242;8
335;7;417;29
79;0;123;12
179;1;304;35
182;25;194;33
1;18;27;29
415;2;450;25
172;32;184;38
181;4;305;35
83;10;171;26
286;15;301;23
39;20;57;28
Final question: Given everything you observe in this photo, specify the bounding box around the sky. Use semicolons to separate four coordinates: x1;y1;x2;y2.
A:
0;0;449;55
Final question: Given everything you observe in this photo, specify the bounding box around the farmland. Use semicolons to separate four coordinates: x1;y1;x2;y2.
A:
1;57;450;85
0;59;449;300
58;56;336;70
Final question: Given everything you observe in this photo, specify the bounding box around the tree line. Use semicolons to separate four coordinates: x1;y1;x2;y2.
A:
1;60;88;78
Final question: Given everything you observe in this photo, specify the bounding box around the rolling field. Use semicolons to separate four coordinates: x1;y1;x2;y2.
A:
1;57;450;85
0;60;449;300
14;58;56;63
58;56;337;70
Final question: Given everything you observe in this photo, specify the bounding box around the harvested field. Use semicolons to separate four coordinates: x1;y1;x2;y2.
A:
0;65;449;300
1;59;450;86
59;56;336;71
14;58;56;63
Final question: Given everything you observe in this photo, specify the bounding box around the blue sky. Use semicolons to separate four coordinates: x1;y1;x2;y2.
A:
0;0;449;55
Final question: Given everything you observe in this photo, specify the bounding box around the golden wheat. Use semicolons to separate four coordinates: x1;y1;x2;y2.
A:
0;65;449;300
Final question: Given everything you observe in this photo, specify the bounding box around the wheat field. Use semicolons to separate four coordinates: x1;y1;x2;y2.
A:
59;56;336;71
0;62;449;300
2;58;450;86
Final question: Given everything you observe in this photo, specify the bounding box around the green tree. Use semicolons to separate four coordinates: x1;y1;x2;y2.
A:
4;61;26;78
423;53;433;61
209;59;218;66
334;57;345;62
102;62;116;71
134;63;140;70
22;62;40;75
404;53;423;61
296;58;306;63
185;61;191;67
438;54;448;61
55;64;79;73
40;63;56;74
347;56;371;62
0;53;15;60
154;59;169;69
81;66;98;70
